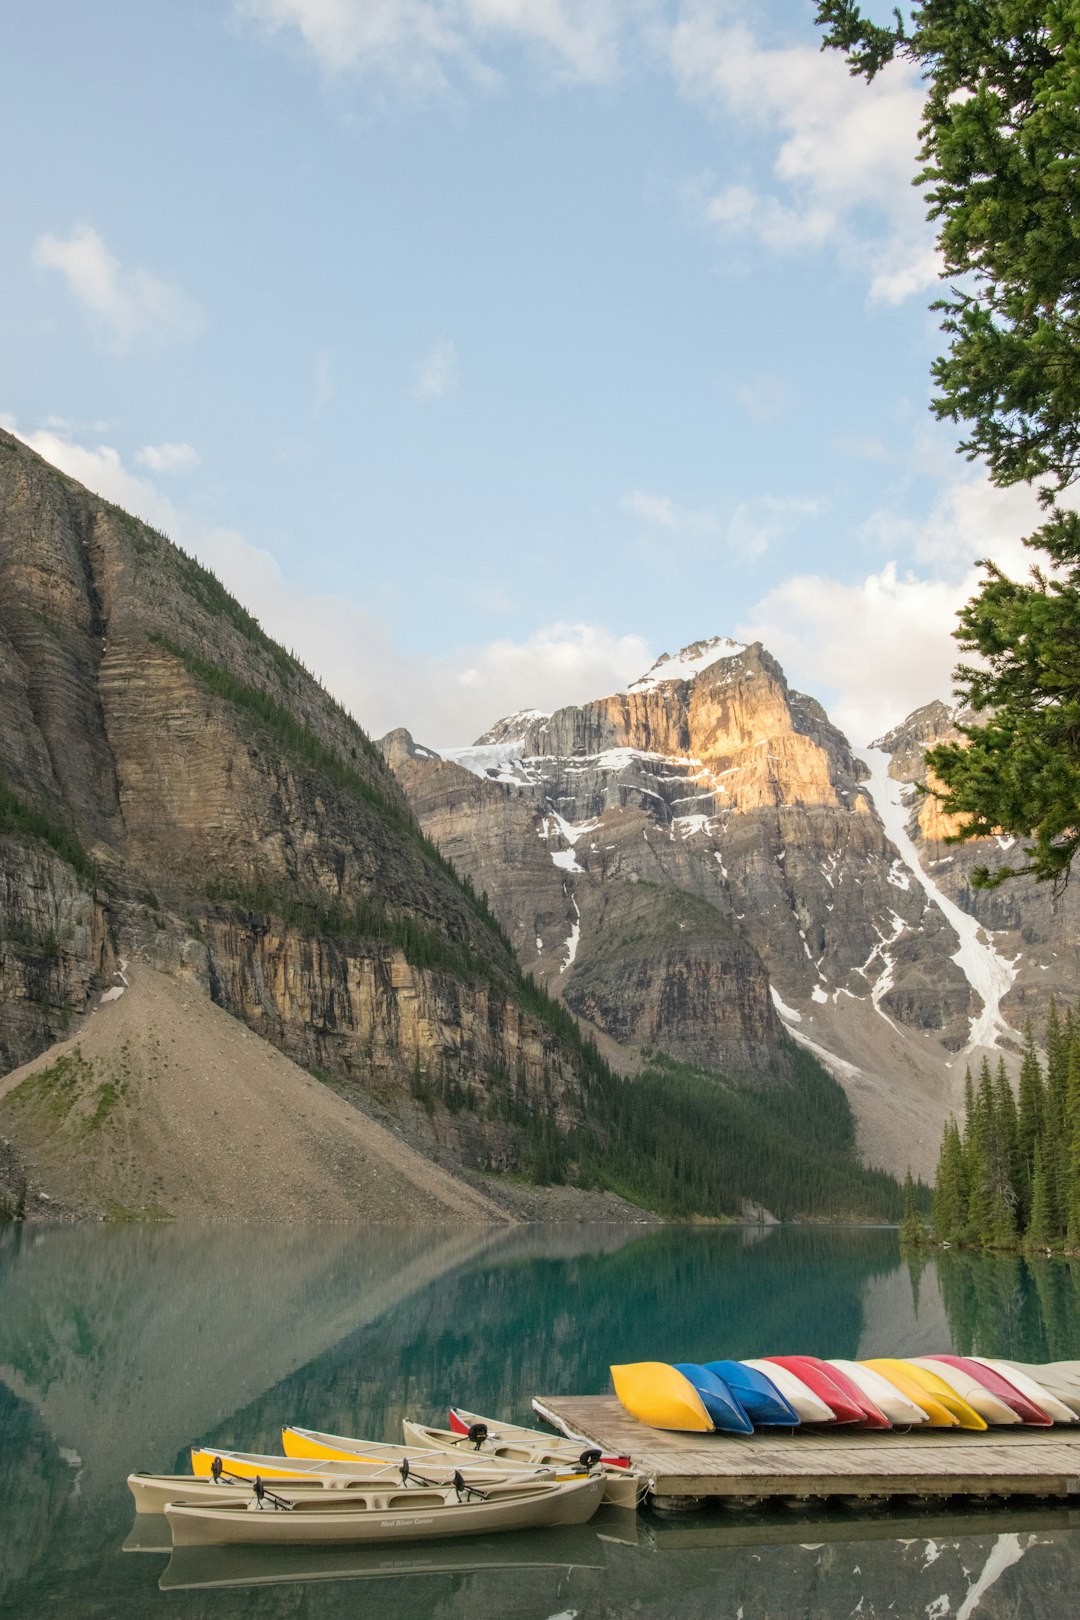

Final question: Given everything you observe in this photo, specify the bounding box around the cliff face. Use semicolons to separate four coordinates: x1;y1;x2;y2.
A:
380;637;1063;1175
875;702;1080;1029
0;430;594;1175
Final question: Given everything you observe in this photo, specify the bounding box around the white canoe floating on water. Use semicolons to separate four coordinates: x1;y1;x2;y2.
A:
164;1473;607;1548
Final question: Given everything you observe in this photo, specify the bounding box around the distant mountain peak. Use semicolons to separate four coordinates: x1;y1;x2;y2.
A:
627;636;746;693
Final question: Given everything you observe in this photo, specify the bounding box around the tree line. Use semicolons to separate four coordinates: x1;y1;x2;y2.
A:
921;1004;1080;1250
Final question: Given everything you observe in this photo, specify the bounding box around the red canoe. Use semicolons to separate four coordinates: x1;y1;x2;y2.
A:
924;1356;1053;1425
794;1355;891;1429
761;1356;865;1424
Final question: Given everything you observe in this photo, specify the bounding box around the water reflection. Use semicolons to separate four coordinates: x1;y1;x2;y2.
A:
3;1223;1080;1617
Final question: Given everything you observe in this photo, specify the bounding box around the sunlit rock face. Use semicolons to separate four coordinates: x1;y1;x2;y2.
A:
875;701;1080;1030
0;429;602;1178
382;638;1075;1175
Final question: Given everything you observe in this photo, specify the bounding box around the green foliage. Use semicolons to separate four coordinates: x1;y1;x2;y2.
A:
818;3;1080;887
899;1167;926;1246
929;1002;1080;1251
0;775;97;886
576;1049;906;1222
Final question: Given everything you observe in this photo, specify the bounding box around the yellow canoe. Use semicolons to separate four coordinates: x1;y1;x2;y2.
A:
860;1360;960;1428
898;1361;987;1430
610;1362;713;1432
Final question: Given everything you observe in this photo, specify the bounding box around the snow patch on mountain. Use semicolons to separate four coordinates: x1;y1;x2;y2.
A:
628;636;746;692
861;747;1019;1050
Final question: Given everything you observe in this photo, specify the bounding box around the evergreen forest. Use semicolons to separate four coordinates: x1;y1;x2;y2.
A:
925;1005;1080;1251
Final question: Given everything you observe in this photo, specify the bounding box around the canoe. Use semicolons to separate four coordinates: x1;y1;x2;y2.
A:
922;1357;1048;1425
790;1356;891;1429
825;1360;928;1426
760;1357;864;1423
740;1359;835;1423
872;1360;987;1429
860;1360;959;1427
998;1362;1080;1416
449;1407;631;1468
191;1447;538;1485
131;1457;550;1516
164;1473;607;1548
285;1425;643;1510
970;1359;1079;1424
672;1364;754;1435
701;1361;799;1427
910;1358;1020;1425
610;1361;713;1433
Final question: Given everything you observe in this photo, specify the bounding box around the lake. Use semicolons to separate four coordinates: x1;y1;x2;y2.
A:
2;1221;1079;1618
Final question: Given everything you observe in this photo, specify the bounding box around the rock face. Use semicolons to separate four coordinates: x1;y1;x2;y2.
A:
381;637;1068;1175
0;430;599;1178
875;702;1080;1029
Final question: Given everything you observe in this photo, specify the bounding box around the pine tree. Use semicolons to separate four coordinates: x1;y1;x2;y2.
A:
1015;1026;1045;1227
932;1118;967;1242
1026;1146;1053;1252
1066;1033;1080;1248
900;1167;924;1245
966;1062;994;1242
1044;1000;1070;1235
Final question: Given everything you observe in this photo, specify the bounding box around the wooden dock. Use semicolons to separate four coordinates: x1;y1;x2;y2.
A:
535;1395;1080;1509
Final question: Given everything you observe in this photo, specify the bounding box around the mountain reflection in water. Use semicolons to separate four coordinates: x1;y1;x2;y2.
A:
3;1221;1080;1617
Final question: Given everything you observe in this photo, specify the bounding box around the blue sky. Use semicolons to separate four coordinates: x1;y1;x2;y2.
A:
0;1;1046;744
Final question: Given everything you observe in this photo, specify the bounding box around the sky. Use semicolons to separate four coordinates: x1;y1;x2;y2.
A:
0;0;1048;746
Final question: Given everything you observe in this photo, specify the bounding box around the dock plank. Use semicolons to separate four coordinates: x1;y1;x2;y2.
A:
535;1395;1080;1503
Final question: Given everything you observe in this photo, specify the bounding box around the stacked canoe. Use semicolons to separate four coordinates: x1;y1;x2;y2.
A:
611;1356;1080;1434
127;1409;645;1548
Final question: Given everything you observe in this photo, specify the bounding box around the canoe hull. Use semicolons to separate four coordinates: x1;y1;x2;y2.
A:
701;1362;799;1427
164;1475;607;1548
740;1359;834;1424
672;1363;754;1436
610;1362;713;1433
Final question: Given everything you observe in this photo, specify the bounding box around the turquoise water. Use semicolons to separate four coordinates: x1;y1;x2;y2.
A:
3;1222;1080;1617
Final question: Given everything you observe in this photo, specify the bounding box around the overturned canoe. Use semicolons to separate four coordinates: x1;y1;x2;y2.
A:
701;1361;799;1427
913;1358;1027;1426
740;1359;835;1423
672;1364;754;1435
760;1357;864;1423
894;1361;988;1429
610;1362;714;1433
825;1360;928;1427
164;1473;607;1548
791;1356;891;1429
970;1359;1079;1425
997;1362;1080;1417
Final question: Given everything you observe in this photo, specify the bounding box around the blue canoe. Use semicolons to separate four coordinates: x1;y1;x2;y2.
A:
703;1360;800;1427
672;1363;754;1435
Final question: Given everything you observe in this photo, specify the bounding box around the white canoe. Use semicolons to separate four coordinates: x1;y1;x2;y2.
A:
908;1359;1020;1425
164;1473;607;1548
971;1359;1079;1424
826;1361;929;1426
999;1362;1080;1415
740;1360;834;1423
398;1420;645;1510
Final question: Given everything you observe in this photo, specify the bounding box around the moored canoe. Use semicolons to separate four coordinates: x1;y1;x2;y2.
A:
164;1473;607;1548
610;1362;714;1432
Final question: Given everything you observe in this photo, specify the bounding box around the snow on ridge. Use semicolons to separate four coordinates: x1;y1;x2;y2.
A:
860;746;1019;1051
628;635;746;693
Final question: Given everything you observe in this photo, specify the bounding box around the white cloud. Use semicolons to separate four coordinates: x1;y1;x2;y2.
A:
32;226;203;348
414;336;458;399
736;372;792;424
7;418;651;744
737;473;1054;744
134;441;200;473
622;486;817;559
236;0;631;88
670;11;936;303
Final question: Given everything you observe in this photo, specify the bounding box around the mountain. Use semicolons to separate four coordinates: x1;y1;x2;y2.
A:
380;638;1067;1177
873;701;1079;1029
0;428;622;1211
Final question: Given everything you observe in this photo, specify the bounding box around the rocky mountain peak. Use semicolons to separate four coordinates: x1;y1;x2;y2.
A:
627;635;747;693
